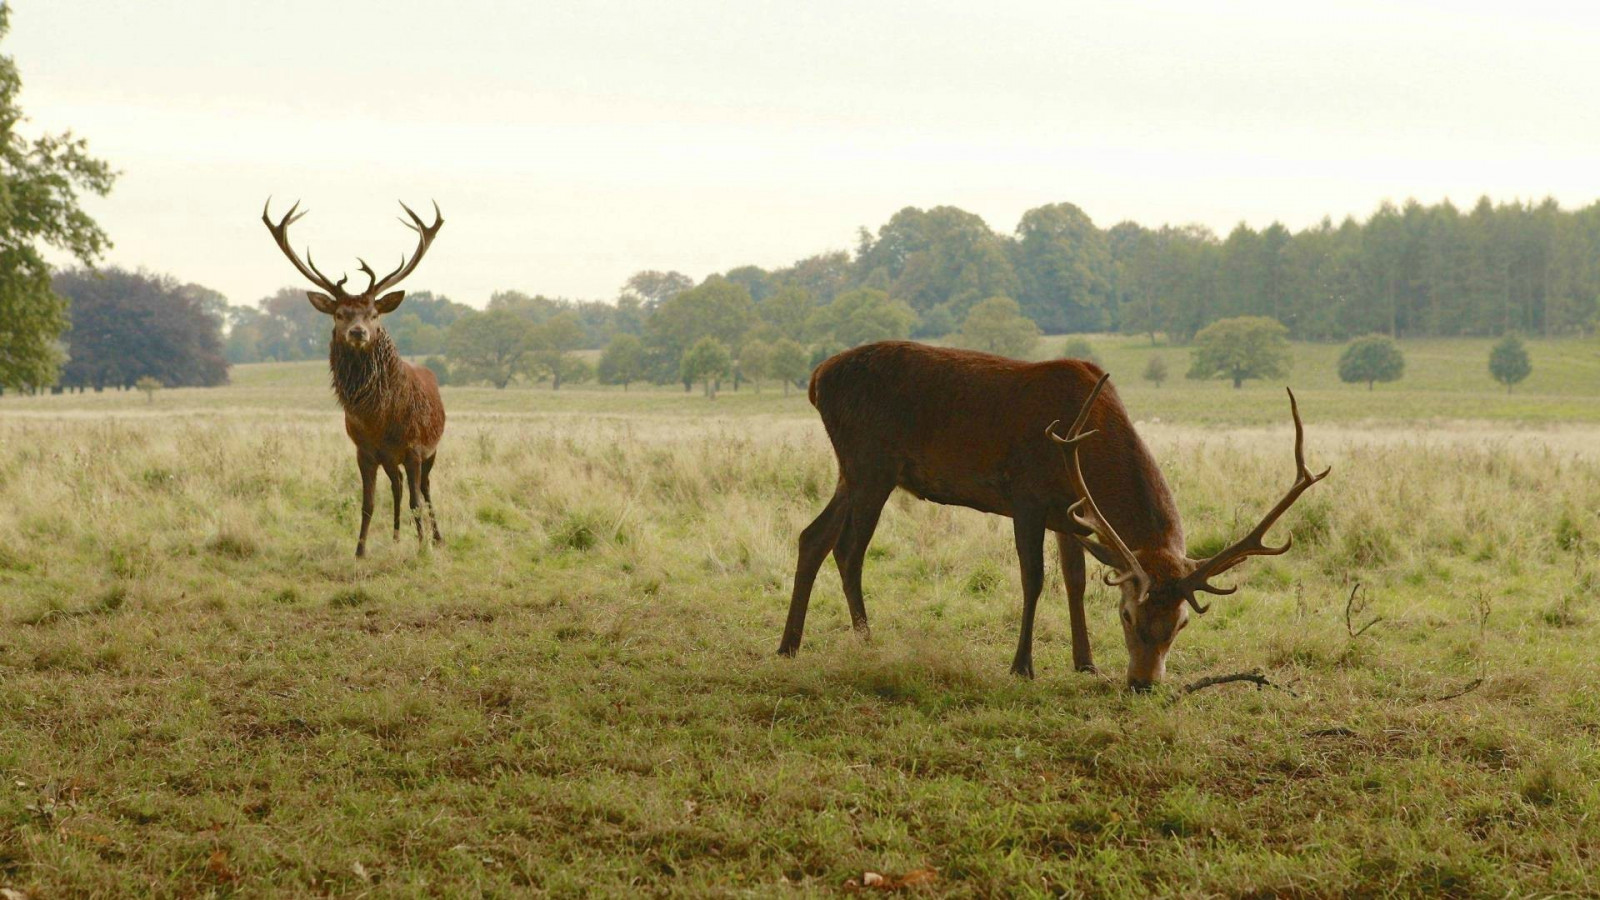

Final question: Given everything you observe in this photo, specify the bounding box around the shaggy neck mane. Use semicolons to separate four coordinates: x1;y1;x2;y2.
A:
329;331;406;417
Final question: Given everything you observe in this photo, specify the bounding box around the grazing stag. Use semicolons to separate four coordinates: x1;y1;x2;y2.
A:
262;199;447;557
777;342;1327;690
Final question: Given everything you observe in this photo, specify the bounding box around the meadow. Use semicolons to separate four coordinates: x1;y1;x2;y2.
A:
1;335;1599;896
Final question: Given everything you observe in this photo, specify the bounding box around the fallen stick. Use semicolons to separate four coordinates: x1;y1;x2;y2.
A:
1182;670;1298;697
1424;677;1483;703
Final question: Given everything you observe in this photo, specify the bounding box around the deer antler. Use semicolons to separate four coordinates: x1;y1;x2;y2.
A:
1046;374;1152;603
366;200;444;295
1177;388;1330;611
261;199;350;299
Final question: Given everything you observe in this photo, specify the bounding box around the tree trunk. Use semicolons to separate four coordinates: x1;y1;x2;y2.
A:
1368;381;1374;391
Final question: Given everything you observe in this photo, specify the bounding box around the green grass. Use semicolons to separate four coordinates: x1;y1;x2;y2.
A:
1;348;1600;895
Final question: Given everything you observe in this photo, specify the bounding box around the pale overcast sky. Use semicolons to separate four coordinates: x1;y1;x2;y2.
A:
11;0;1600;308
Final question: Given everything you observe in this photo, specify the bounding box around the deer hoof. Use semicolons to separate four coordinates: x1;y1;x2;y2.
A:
1010;661;1036;680
355;544;367;558
1075;663;1099;675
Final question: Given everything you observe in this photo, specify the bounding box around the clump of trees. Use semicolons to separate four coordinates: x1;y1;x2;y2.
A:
52;268;229;390
1338;335;1405;390
1489;334;1532;392
1187;316;1290;389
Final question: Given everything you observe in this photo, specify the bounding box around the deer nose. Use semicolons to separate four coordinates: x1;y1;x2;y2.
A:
1127;679;1154;694
348;327;369;342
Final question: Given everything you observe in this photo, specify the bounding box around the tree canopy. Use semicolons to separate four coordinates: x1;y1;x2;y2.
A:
1186;316;1291;389
0;7;117;390
1488;333;1532;392
1338;335;1405;390
53;268;228;390
954;296;1039;359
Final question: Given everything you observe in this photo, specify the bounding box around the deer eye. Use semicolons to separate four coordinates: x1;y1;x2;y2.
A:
1120;607;1133;624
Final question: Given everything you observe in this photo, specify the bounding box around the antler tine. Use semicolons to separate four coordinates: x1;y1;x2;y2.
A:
1181;388;1330;599
303;247;348;293
1046;375;1152;603
262;198;348;298
356;258;379;294
368;200;444;295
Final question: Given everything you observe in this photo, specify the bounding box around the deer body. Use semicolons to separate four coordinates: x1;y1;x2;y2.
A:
263;199;447;557
779;341;1326;689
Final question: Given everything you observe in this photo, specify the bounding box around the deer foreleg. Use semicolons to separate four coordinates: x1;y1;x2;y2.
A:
1056;532;1095;673
382;461;403;540
404;453;424;545
356;453;378;558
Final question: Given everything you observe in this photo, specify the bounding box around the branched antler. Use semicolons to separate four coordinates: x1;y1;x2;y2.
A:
262;198;443;298
261;199;350;299
1179;388;1330;605
366;201;444;295
1046;374;1151;602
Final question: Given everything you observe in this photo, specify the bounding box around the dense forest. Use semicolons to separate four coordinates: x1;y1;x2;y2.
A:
34;195;1600;392
223;194;1600;363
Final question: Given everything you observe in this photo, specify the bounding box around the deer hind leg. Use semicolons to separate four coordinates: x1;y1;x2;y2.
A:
778;487;849;657
356;453;378;558
1010;510;1048;679
1055;531;1096;674
420;453;442;545
382;461;403;540
403;452;425;545
833;480;894;640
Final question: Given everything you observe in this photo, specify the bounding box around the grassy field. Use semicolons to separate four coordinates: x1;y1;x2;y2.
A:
2;338;1599;896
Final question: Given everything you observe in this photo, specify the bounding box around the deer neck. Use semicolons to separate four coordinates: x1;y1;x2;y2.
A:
329;331;405;418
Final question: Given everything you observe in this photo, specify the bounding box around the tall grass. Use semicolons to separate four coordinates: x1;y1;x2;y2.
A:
1;398;1598;895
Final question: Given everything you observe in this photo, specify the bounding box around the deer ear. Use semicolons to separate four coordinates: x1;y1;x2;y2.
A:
307;291;338;314
375;290;405;314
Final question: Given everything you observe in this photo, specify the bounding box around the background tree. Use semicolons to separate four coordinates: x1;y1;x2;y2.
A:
135;375;161;403
769;338;809;395
622;270;693;310
1186;316;1291;389
1011;202;1113;332
53;268;229;390
807;288;916;348
446;309;533;388
647;276;755;383
528;311;585;389
680;336;731;398
254;287;327;360
0;6;117;390
1059;335;1100;365
597;333;645;390
1143;355;1168;387
954;296;1039;358
422;355;449;386
1488;333;1531;392
1338;334;1406;390
739;338;771;391
757;285;814;341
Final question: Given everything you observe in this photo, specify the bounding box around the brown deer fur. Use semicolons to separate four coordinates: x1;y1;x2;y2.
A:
262;199;447;557
778;341;1326;689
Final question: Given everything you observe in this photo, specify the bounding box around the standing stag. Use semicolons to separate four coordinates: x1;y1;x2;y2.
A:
262;199;447;557
778;341;1328;690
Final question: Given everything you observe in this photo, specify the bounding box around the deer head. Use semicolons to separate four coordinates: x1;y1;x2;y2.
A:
262;199;444;350
1049;376;1329;690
